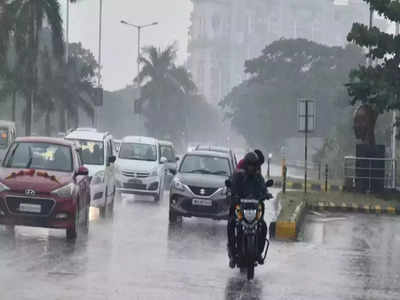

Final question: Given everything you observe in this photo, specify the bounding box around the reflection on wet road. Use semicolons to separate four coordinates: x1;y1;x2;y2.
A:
1;192;400;299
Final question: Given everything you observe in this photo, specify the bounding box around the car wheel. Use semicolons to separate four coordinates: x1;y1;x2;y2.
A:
169;208;178;224
99;188;107;218
108;187;115;217
66;208;78;240
5;225;15;236
82;202;90;234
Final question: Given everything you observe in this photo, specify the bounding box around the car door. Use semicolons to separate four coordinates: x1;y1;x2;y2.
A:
105;138;115;197
75;149;89;211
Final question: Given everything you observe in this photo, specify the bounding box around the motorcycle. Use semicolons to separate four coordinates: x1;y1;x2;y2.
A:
226;179;274;280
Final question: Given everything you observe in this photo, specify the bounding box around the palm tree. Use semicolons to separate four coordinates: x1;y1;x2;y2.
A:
136;44;197;141
5;0;64;136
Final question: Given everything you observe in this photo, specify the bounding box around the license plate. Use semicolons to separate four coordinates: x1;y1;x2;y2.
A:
19;203;41;213
192;199;212;207
129;179;142;184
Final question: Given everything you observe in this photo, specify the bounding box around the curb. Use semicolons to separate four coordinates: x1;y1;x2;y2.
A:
275;201;306;240
272;181;343;192
308;201;400;215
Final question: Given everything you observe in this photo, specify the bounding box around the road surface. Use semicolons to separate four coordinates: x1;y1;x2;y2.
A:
0;191;399;299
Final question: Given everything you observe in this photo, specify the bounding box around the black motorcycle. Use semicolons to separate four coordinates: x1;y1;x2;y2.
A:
226;179;274;280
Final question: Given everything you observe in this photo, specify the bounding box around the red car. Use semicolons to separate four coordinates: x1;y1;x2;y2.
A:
0;137;90;239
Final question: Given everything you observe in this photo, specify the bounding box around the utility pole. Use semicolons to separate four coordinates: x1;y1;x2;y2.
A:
393;2;399;189
96;0;103;129
66;0;70;64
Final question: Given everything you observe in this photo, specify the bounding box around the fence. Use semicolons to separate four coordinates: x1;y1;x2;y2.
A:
344;156;396;191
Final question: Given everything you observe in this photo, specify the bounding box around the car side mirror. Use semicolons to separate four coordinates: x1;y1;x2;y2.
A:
176;156;180;162
225;179;232;188
76;166;89;177
160;157;167;164
169;169;177;175
266;179;274;188
108;155;116;164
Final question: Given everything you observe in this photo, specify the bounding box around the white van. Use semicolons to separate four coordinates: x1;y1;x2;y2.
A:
115;136;167;202
0;121;16;162
65;130;116;217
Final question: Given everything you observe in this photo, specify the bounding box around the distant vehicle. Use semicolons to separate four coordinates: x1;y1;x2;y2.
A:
169;150;233;223
65;130;116;217
113;139;122;154
75;127;97;132
159;140;179;186
115;136;167;202
195;145;238;169
0;137;90;239
187;142;200;153
0;121;16;162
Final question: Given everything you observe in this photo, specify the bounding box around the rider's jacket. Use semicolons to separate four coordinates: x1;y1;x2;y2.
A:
230;170;266;206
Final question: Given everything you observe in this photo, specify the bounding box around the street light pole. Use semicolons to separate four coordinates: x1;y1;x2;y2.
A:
96;0;103;128
393;7;399;189
66;0;70;64
120;20;159;80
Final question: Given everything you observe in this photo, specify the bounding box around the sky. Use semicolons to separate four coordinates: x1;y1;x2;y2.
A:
59;0;193;91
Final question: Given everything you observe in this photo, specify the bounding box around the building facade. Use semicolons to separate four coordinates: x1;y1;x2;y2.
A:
188;0;373;104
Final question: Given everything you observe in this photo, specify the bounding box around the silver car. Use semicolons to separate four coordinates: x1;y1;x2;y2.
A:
169;150;232;223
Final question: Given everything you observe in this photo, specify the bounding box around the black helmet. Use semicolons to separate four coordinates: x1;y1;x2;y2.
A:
244;152;259;167
254;149;265;165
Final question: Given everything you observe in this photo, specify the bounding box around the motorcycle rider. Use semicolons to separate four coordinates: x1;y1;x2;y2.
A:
227;151;269;268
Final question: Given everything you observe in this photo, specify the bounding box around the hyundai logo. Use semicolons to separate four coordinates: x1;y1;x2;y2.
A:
25;189;36;196
200;188;206;195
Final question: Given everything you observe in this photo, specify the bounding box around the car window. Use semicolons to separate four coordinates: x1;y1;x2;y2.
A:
160;145;175;162
4;142;73;172
0;128;9;149
180;155;231;176
68;139;104;166
119;143;157;161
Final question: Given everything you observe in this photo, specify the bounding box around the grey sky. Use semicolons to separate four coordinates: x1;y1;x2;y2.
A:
60;1;193;91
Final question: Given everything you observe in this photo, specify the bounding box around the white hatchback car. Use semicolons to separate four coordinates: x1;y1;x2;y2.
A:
65;130;116;217
115;136;167;202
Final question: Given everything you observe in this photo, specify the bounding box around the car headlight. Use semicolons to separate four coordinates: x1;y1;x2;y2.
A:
173;178;186;191
150;168;158;177
51;183;75;198
243;209;257;223
218;186;227;195
92;171;105;185
0;182;10;193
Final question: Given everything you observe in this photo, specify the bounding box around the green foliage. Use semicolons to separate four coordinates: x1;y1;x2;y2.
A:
347;1;400;115
221;38;365;151
136;44;197;144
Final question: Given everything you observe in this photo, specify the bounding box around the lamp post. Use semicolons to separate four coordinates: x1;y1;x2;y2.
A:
120;20;159;81
267;153;272;179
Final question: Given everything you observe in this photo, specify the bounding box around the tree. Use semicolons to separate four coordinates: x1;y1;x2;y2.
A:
221;39;365;151
136;44;196;143
4;0;64;135
346;0;400;145
36;42;99;134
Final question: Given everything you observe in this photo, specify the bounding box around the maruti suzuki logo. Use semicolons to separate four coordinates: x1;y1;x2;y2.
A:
25;189;36;196
200;188;206;195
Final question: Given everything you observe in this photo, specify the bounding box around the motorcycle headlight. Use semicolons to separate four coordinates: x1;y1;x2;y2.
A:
243;209;257;223
51;183;75;198
235;204;243;221
91;171;105;185
0;182;10;193
173;178;186;191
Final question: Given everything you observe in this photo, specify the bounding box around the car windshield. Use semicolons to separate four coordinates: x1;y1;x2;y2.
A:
119;143;157;161
3;142;73;172
180;155;230;176
69;139;104;165
0;128;9;149
160;145;175;162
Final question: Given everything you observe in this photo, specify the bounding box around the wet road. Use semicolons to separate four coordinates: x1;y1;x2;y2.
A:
1;191;400;299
